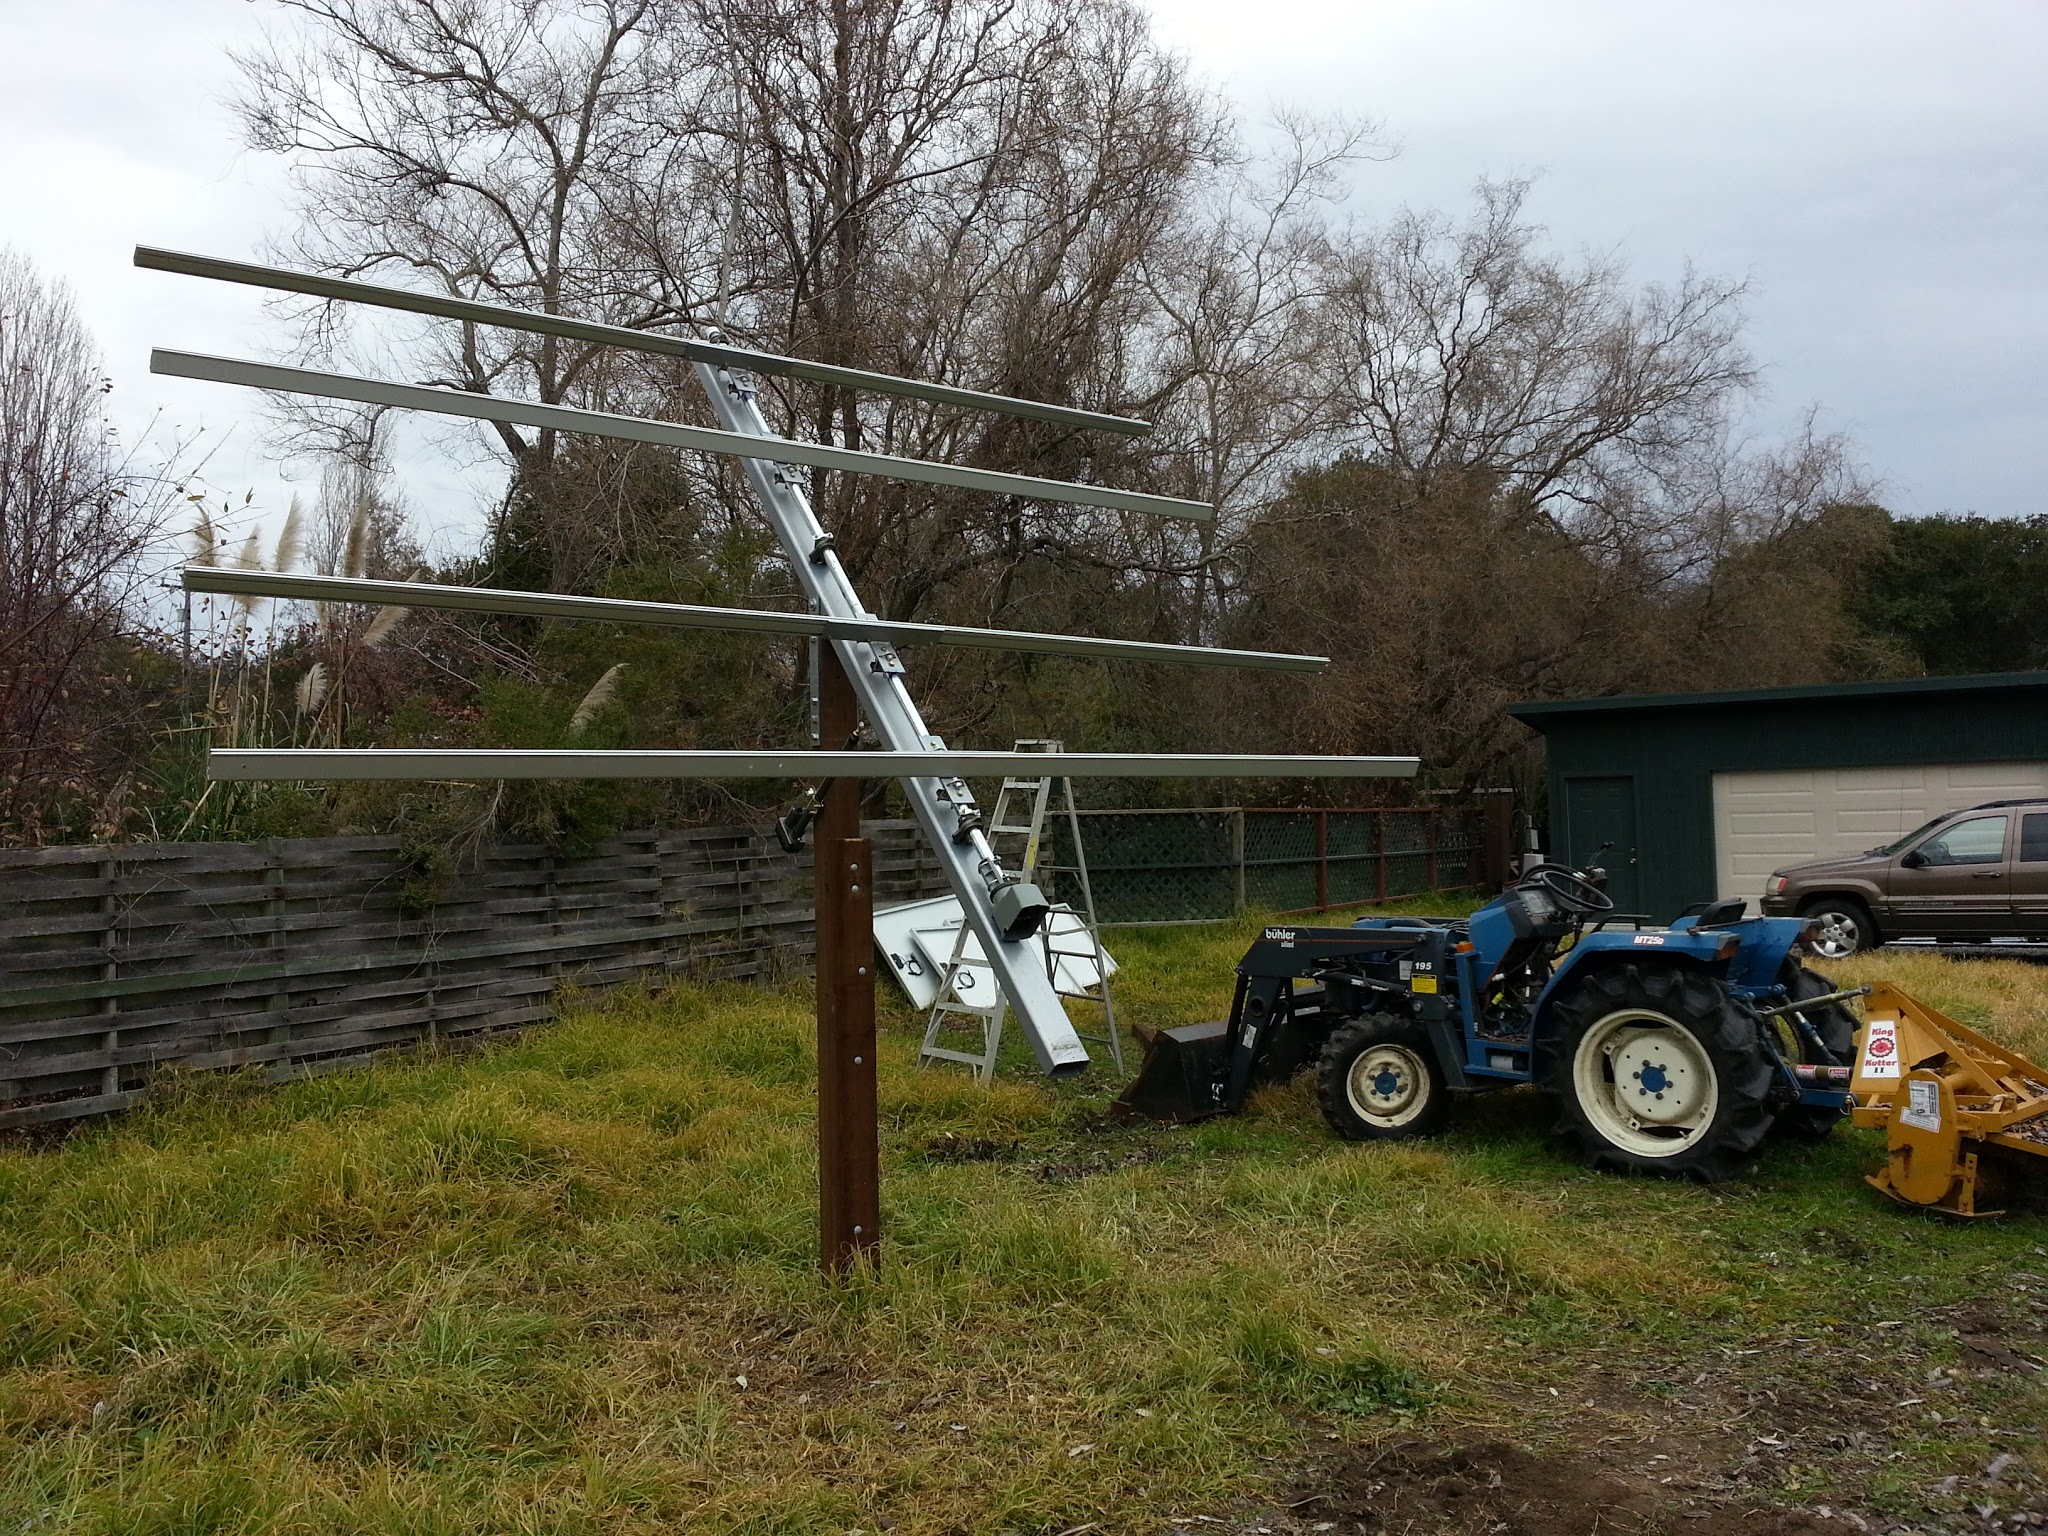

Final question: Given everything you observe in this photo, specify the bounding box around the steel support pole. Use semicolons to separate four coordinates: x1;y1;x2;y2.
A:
814;650;880;1272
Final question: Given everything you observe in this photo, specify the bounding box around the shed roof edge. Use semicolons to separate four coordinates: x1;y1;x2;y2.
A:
1507;670;2048;729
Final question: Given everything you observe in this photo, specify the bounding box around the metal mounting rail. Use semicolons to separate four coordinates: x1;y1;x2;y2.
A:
207;749;1419;780
135;245;1154;437
179;568;1328;674
153;351;1209;522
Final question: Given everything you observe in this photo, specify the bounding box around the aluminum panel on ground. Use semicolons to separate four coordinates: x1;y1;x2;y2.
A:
873;896;1113;1010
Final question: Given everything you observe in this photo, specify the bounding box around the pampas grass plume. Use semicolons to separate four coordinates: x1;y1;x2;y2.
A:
295;662;329;716
568;664;626;737
343;500;371;579
361;605;409;650
188;510;218;568
231;531;263;614
274;498;305;573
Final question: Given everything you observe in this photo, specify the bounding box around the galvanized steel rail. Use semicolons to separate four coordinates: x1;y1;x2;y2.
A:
206;748;1419;780
181;568;1327;673
152;350;1208;522
135;245;1154;437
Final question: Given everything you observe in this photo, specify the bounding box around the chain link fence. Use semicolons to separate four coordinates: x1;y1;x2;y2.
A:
1043;806;1485;926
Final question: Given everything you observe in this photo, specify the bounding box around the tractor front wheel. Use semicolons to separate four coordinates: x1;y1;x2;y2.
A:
1316;1015;1451;1141
1548;966;1774;1181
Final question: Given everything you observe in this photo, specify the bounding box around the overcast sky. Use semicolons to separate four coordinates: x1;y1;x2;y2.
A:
3;0;2043;559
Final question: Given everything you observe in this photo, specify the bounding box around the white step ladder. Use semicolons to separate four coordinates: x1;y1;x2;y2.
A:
919;741;1122;1081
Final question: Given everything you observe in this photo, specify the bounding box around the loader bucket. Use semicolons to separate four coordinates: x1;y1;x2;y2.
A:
1112;1019;1231;1122
1849;982;2048;1217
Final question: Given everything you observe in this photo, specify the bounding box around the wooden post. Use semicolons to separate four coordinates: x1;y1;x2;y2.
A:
1482;791;1514;888
814;647;881;1272
99;857;120;1099
1375;811;1387;902
1314;810;1329;912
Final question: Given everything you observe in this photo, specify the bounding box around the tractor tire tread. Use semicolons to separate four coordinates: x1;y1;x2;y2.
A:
1316;1013;1451;1143
1544;961;1775;1182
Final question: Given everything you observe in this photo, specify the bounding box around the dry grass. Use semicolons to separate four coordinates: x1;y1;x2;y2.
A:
1832;945;2048;1061
1;908;2043;1534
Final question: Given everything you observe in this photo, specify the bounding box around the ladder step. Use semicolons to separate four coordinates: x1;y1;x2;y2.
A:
919;1046;993;1068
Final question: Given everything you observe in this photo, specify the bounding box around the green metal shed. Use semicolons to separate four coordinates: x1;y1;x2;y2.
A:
1508;672;2048;921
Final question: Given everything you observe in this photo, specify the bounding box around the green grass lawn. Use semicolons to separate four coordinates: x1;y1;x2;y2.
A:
2;903;2044;1535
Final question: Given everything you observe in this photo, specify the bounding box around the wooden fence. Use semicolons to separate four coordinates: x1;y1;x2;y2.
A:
0;823;948;1131
0;804;1501;1131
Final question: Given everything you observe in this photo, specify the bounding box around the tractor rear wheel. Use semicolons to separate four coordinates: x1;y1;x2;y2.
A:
1547;965;1774;1181
1772;963;1857;1142
1317;1014;1451;1141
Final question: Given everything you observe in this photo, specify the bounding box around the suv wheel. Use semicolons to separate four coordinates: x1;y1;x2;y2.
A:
1799;896;1877;959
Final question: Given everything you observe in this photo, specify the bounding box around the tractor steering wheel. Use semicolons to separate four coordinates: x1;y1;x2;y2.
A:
1527;863;1614;915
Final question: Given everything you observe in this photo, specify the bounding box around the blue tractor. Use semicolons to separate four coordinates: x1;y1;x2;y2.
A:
1116;858;1862;1180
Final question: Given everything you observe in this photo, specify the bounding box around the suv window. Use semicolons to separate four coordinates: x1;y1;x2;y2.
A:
1915;815;2009;867
1871;815;1949;856
2022;812;2048;864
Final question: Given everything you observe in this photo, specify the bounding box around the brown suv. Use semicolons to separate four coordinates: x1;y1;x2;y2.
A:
1759;798;2048;958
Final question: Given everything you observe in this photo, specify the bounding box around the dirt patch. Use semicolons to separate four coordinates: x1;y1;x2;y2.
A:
1954;1307;2047;1377
1029;1142;1176;1183
1271;1437;1860;1536
914;1128;1175;1180
918;1132;1017;1165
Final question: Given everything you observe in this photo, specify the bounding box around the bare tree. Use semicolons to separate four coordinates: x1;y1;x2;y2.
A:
1208;187;1879;789
0;249;181;842
229;4;1887;816
662;0;1254;720
1308;181;1746;562
233;0;1243;602
235;0;694;590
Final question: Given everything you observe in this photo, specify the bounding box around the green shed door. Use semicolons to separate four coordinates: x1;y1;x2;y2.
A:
1564;776;1640;914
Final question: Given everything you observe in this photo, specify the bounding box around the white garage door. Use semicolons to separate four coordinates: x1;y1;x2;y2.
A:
1712;761;2048;901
